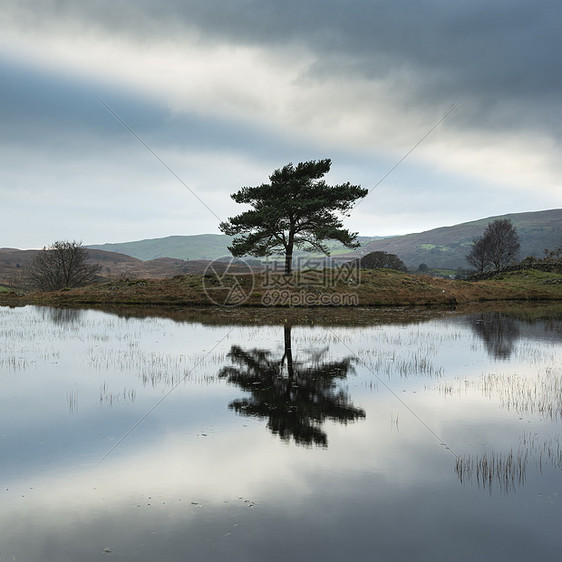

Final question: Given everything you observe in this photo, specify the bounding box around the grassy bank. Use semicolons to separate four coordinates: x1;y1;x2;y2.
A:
1;268;561;308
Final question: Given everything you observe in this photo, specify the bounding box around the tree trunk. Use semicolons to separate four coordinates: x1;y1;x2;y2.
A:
285;232;294;275
284;252;292;275
283;325;294;379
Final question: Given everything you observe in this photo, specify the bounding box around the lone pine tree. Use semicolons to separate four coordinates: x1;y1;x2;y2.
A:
219;159;368;274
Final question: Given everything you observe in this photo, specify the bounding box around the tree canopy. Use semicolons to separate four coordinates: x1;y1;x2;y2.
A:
359;251;407;272
466;219;520;273
218;325;365;447
219;159;368;274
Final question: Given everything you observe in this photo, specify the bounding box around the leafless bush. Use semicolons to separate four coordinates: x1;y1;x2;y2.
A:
25;240;101;291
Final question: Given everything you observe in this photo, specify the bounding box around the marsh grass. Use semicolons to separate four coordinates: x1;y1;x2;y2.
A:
0;307;228;409
89;347;226;387
360;352;444;379
354;328;453;381
66;391;78;413
455;450;528;494
480;369;562;420
440;365;562;421
99;383;137;407
456;432;562;493
0;355;31;371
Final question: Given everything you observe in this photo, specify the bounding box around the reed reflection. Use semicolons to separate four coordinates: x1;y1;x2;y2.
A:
455;433;562;494
219;325;365;447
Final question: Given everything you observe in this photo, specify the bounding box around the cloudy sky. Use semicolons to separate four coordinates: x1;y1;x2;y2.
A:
2;0;561;249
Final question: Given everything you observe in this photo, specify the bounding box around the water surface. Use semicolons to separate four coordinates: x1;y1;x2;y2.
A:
1;304;561;561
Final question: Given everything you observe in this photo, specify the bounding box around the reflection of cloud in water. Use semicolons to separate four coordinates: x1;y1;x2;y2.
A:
3;304;562;560
0;433;304;560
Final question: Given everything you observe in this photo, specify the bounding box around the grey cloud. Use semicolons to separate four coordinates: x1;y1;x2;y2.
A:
3;1;561;248
8;1;562;138
0;55;312;162
12;1;562;84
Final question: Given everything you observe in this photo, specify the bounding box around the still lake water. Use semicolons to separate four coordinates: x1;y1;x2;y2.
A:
1;304;561;561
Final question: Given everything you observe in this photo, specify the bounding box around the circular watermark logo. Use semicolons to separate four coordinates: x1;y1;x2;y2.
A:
202;257;255;306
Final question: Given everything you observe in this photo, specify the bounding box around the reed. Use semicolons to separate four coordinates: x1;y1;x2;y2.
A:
455;432;562;493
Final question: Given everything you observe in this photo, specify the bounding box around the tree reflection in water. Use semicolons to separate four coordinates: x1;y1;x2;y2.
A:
41;306;84;325
219;325;365;447
469;312;521;359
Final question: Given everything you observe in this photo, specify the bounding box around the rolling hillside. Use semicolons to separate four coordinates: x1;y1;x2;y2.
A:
88;234;235;262
0;248;212;286
87;234;381;261
87;209;562;271
350;209;562;270
3;209;560;287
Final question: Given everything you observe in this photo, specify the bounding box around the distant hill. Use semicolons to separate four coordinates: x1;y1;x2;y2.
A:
87;234;235;261
86;210;562;271
2;210;560;287
87;234;382;261
348;209;562;270
0;247;213;286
